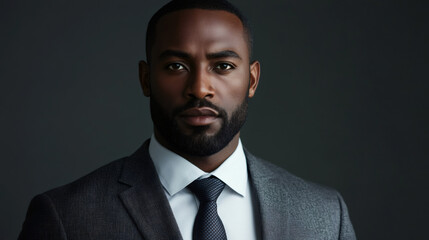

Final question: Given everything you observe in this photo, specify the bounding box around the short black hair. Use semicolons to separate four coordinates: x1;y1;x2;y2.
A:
145;0;253;63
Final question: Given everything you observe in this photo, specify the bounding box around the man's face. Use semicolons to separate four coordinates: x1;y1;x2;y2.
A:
141;9;259;156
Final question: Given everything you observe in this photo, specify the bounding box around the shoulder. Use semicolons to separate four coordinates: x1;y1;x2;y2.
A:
245;150;335;189
18;157;131;239
42;140;151;201
245;150;356;239
46;156;128;197
245;149;346;214
19;142;155;239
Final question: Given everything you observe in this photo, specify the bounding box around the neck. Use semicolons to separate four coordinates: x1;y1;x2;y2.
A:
154;131;240;172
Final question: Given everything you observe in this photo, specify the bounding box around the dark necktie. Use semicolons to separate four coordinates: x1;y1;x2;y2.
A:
188;176;227;240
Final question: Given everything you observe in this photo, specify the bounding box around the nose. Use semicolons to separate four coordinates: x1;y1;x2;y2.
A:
185;68;214;99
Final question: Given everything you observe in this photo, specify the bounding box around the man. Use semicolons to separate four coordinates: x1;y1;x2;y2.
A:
19;0;356;239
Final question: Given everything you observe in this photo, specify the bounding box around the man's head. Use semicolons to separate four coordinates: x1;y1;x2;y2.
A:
139;0;260;158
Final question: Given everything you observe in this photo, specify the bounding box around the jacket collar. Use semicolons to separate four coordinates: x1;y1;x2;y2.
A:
118;140;183;240
245;148;292;240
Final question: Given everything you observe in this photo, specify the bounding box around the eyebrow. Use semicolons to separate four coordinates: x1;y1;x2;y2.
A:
158;49;242;60
159;50;191;60
207;50;242;60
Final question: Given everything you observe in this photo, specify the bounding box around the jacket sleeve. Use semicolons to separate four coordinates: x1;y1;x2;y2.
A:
337;193;357;240
18;194;67;240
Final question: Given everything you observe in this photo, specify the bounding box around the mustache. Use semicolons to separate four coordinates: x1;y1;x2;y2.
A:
173;99;227;118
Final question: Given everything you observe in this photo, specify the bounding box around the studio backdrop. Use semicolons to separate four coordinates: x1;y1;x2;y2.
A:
1;0;427;239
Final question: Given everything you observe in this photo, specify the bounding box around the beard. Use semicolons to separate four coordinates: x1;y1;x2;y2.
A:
150;95;248;156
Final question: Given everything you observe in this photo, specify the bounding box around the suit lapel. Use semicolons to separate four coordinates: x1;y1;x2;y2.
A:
118;140;183;240
245;149;292;240
117;142;291;240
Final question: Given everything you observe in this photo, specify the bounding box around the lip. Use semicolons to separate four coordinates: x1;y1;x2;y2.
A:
179;107;219;126
180;107;219;117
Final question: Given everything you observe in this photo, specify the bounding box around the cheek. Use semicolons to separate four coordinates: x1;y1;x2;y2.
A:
216;68;249;104
151;75;186;107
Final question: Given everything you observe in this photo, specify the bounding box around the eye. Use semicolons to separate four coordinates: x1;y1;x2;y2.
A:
214;63;235;71
166;63;186;71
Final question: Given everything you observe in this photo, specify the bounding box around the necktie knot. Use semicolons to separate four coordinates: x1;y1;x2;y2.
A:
188;176;225;202
189;177;225;202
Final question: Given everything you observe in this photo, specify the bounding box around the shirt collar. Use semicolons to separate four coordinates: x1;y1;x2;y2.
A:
149;134;248;197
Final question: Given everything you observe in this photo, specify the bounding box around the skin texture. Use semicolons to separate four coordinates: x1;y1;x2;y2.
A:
139;9;260;172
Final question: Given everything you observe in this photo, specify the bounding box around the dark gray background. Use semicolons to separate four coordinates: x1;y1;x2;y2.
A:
1;0;428;239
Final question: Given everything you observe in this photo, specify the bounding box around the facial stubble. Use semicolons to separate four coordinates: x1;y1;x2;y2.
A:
150;92;249;157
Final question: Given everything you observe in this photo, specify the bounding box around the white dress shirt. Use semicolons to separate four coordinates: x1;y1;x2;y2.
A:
149;135;258;240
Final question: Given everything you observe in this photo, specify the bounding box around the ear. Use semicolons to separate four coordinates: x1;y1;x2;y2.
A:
248;60;260;98
139;60;151;97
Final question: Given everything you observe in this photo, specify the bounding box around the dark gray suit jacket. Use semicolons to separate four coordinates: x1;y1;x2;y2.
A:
19;140;356;239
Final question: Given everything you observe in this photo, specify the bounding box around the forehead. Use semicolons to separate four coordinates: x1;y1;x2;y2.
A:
152;9;248;59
